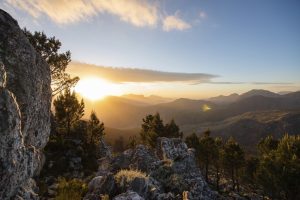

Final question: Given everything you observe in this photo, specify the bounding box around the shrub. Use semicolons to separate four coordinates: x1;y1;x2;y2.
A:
114;169;147;188
55;178;87;200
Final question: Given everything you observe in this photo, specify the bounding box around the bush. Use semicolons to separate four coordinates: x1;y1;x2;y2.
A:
114;169;147;188
55;178;87;200
151;165;188;194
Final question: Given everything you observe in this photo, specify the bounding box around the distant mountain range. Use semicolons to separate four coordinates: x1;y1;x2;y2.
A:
83;89;300;150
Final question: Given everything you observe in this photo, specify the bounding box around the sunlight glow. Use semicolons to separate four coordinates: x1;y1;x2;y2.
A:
74;77;121;100
202;104;211;112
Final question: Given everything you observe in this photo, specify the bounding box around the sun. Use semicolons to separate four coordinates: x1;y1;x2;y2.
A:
74;77;121;100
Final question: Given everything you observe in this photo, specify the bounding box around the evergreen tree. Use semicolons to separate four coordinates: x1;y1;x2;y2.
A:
164;119;183;138
23;29;79;96
128;135;138;149
140;113;165;148
212;137;223;191
53;89;84;136
198;129;216;183
87;111;105;145
222;137;245;192
185;133;200;150
256;134;300;199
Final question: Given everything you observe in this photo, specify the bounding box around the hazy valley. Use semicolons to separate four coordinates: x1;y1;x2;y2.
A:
82;90;300;151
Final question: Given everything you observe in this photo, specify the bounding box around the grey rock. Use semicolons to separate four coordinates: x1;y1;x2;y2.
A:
129;177;148;197
0;9;51;199
113;191;145;200
84;173;117;200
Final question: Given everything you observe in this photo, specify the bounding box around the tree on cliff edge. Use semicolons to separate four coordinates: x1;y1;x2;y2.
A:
23;29;79;96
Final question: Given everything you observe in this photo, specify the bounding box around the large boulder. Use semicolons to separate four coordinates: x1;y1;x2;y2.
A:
0;9;51;199
113;191;145;200
156;137;220;200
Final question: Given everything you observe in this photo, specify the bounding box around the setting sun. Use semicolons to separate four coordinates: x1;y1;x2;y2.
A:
74;77;121;100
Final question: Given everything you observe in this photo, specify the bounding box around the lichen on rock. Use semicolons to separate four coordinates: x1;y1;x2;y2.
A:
0;9;51;200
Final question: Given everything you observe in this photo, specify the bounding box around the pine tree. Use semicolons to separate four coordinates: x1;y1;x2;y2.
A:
222;137;245;192
164;119;183;138
87;111;105;145
140;113;165;148
23;29;79;96
213;137;223;191
53;89;84;136
198;129;216;183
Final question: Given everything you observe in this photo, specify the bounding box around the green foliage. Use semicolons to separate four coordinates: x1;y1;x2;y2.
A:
55;178;87;200
222;137;245;192
256;134;300;199
140;113;164;147
185;132;200;150
53;89;84;135
128;135;138;149
87;111;105;145
164;119;183;138
23;29;79;96
198;130;216;182
257;135;278;154
151;165;188;194
140;113;182;148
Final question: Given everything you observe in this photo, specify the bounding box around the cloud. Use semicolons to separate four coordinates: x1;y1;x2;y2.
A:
5;0;158;27
251;82;293;85
163;13;191;31
67;62;217;83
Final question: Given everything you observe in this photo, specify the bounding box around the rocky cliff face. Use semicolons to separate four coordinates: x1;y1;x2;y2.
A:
0;9;51;199
85;137;220;200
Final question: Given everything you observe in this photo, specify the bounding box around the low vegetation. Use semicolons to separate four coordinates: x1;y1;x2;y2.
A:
55;178;87;200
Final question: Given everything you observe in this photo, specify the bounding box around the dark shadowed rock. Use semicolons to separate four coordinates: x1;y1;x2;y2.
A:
113;191;145;200
84;173;118;200
0;9;51;199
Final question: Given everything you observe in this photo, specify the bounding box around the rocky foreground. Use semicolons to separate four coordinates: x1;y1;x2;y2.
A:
85;137;220;200
0;9;51;199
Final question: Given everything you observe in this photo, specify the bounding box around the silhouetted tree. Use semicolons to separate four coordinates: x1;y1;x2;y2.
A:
87;111;105;145
128;135;138;149
140;113;165;148
222;137;245;192
185;133;200;150
198;129;216;183
164;119;183;138
212;137;223;191
23;29;79;96
53;89;84;135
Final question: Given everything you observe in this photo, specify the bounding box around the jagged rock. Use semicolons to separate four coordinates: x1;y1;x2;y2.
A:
110;145;159;174
86;137;220;199
84;173;117;200
113;191;145;200
129;177;148;197
0;9;51;199
156;137;220;200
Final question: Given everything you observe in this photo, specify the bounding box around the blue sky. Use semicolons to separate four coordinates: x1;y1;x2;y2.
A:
1;0;300;98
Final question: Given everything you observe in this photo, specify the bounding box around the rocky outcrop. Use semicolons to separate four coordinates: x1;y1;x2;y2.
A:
85;137;220;200
0;9;51;199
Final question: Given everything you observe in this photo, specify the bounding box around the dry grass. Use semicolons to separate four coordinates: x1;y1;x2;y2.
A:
114;169;147;187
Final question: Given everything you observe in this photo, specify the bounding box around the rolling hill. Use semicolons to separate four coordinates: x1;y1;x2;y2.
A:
83;90;300;150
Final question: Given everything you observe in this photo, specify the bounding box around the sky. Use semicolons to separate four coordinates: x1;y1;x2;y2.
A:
1;0;300;99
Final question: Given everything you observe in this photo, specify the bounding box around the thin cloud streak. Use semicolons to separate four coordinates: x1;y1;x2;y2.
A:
6;0;196;31
6;0;158;27
68;62;217;83
251;82;293;85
